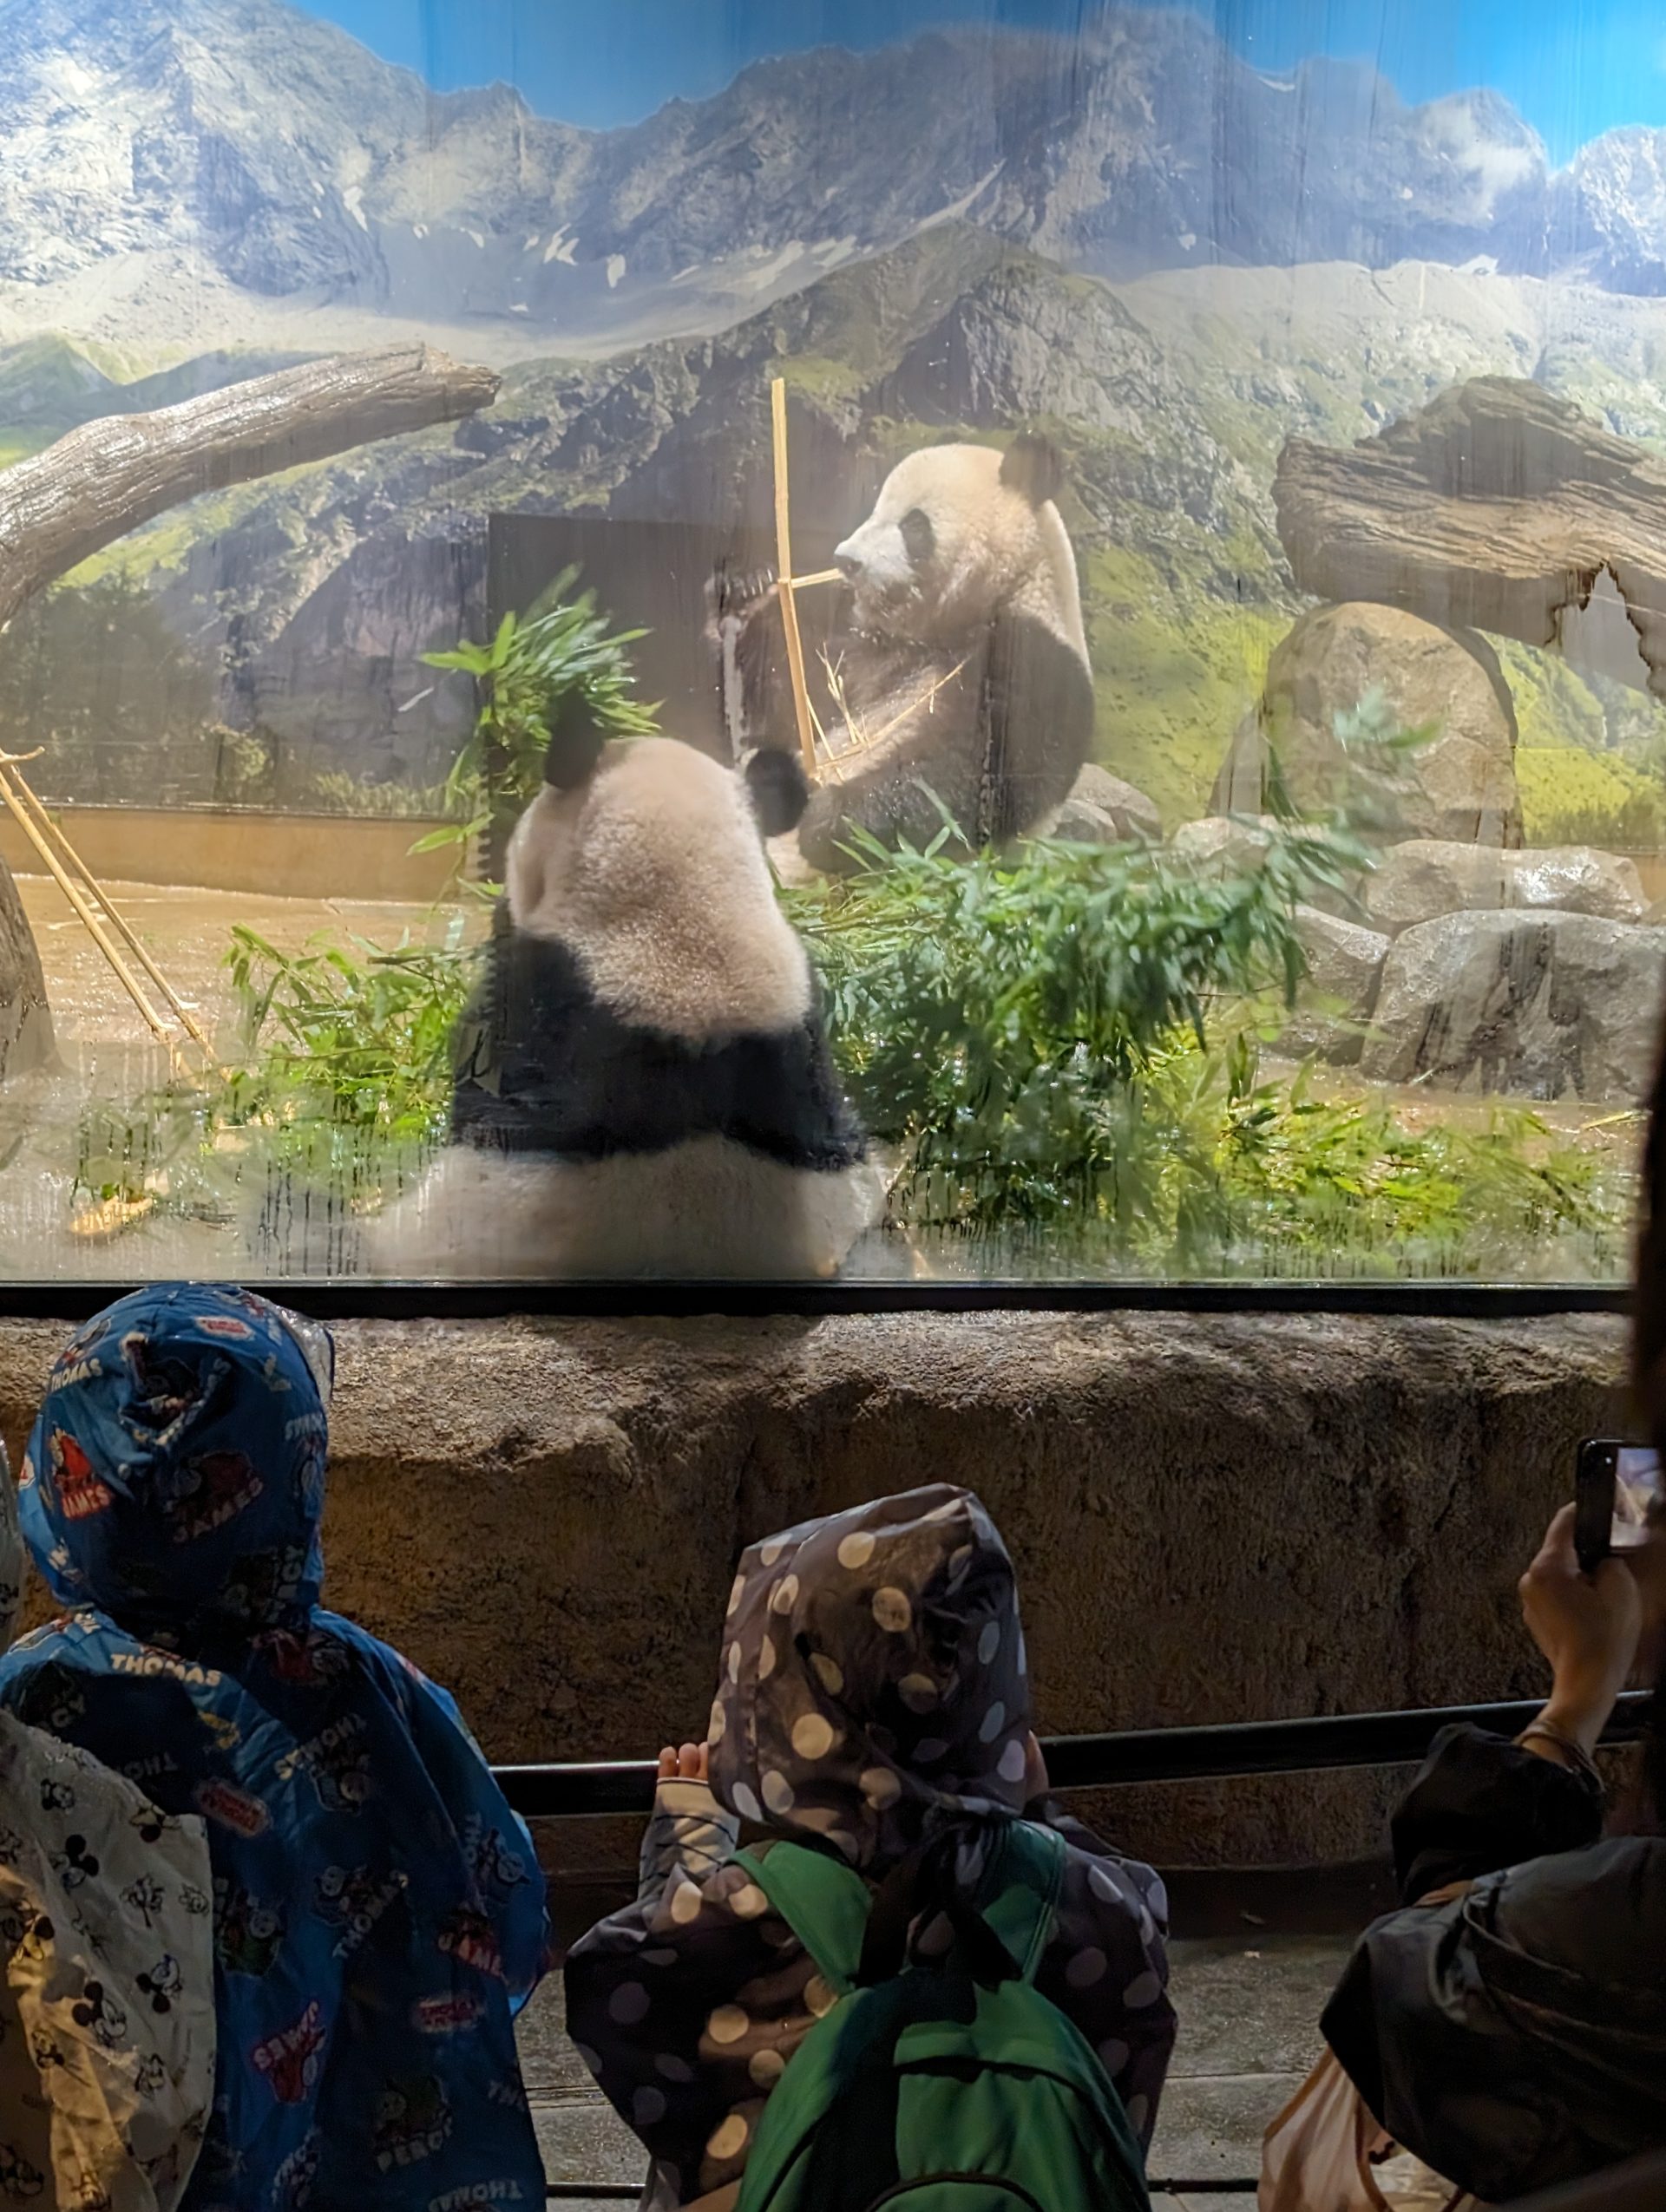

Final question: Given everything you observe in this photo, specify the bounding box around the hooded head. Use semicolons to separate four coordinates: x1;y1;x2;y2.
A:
707;1484;1032;1867
1;1443;22;1649
18;1284;335;1643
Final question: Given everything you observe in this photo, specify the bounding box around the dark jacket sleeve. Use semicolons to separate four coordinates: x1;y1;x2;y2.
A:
1389;1724;1604;1901
1324;1731;1666;2206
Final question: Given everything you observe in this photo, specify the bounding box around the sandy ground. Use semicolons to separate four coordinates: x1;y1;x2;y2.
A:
2;874;474;1279
18;872;469;1075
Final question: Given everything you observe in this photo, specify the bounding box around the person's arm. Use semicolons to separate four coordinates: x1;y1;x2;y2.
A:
639;1740;739;1903
1324;1504;1653;2201
1391;1505;1635;1899
398;1660;552;2008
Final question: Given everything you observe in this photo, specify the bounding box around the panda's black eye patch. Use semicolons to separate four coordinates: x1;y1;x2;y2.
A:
899;507;935;566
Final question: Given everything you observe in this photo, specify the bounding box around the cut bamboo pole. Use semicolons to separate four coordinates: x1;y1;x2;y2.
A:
770;378;819;778
791;566;843;590
0;761;182;1065
1;766;214;1057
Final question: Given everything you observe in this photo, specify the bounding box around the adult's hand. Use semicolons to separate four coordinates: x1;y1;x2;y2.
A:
1519;1502;1643;1756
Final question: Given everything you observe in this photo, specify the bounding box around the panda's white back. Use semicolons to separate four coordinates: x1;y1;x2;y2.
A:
372;732;881;1280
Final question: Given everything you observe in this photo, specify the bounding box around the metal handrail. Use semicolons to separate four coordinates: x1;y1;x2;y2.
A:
495;1687;1652;1818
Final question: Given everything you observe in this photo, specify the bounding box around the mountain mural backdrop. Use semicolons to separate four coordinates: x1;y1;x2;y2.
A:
6;0;1666;831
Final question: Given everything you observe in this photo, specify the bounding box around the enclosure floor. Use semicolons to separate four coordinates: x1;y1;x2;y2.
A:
17;871;469;1075
515;1932;1343;2207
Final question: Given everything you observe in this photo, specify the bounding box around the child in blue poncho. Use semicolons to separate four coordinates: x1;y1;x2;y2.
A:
0;1284;550;2212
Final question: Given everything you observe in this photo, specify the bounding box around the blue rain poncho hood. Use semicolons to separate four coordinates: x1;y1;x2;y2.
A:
0;1284;549;2212
18;1282;332;1640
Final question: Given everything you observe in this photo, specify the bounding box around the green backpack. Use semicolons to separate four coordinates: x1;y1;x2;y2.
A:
728;1819;1153;2212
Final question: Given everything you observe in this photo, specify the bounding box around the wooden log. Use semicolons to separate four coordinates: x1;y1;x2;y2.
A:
0;344;501;628
1273;376;1666;697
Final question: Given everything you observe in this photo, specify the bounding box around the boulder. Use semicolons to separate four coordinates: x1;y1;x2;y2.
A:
1049;764;1163;845
1168;815;1277;876
1362;908;1666;1102
1278;905;1391;1065
1235;602;1523;847
1365;840;1647;935
0;857;52;1082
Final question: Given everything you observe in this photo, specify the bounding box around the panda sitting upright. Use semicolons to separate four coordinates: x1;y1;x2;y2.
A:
371;705;882;1279
728;434;1094;874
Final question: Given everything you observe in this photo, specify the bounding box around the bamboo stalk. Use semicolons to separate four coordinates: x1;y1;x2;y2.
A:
0;762;183;1064
771;378;819;778
790;566;844;590
3;769;214;1057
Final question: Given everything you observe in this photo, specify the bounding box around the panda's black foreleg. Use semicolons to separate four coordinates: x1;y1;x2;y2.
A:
706;561;790;763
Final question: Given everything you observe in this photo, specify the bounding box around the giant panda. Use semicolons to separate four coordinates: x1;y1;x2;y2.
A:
728;435;1094;874
370;706;882;1279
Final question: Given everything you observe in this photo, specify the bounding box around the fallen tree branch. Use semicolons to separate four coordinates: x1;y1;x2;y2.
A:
0;343;501;627
1273;376;1666;696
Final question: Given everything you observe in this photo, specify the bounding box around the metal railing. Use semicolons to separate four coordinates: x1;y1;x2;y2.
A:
495;1686;1652;1819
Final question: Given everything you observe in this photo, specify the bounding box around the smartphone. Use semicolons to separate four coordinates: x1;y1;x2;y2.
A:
1575;1437;1664;1574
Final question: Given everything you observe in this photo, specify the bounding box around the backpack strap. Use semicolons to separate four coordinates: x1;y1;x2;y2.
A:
729;1842;871;1997
980;1819;1066;1982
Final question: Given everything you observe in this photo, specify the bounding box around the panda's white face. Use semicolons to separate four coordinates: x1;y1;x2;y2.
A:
833;443;1053;644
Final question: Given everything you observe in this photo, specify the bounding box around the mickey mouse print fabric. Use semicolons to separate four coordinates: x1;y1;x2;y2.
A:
1;1438;215;2212
566;1484;1175;2208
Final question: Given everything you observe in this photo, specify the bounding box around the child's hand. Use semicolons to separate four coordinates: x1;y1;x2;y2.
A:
1022;1732;1050;1803
657;1742;709;1783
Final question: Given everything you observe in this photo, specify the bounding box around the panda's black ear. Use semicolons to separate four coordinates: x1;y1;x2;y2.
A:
543;688;607;790
1000;432;1065;507
745;747;810;837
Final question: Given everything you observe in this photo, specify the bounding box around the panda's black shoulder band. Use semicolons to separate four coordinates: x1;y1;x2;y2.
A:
544;688;608;789
745;746;810;837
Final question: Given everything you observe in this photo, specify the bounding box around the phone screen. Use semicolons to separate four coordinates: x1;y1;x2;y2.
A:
1612;1445;1663;1549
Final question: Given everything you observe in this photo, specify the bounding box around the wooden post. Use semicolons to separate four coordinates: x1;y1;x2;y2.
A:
771;377;820;777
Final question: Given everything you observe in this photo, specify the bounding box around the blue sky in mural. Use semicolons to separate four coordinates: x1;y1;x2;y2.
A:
307;0;1666;160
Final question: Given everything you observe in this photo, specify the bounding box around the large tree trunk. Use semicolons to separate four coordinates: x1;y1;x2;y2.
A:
0;854;53;1079
0;343;499;1073
0;344;500;628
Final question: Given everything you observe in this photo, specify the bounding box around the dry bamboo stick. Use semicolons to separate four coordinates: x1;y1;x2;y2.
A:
771;378;819;778
790;566;843;590
0;761;182;1063
2;767;215;1057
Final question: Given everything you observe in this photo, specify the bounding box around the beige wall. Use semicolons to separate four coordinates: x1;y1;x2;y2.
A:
0;804;462;903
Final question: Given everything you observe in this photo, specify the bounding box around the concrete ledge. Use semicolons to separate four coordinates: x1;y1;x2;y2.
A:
0;1308;1628;1865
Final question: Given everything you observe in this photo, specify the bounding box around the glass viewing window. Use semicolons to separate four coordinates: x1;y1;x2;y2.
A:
0;1;1656;1290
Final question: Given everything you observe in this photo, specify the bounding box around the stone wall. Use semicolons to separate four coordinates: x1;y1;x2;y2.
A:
0;1308;1630;1868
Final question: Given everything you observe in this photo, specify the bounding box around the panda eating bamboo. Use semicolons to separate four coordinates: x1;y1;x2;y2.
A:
726;433;1095;873
370;704;882;1280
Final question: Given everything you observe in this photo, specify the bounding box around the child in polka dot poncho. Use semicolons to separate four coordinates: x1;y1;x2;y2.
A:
564;1482;1175;2209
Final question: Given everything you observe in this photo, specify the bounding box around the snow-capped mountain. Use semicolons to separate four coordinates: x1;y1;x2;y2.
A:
2;0;1666;360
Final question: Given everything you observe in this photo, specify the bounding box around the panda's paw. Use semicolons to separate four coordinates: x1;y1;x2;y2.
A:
706;561;778;629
